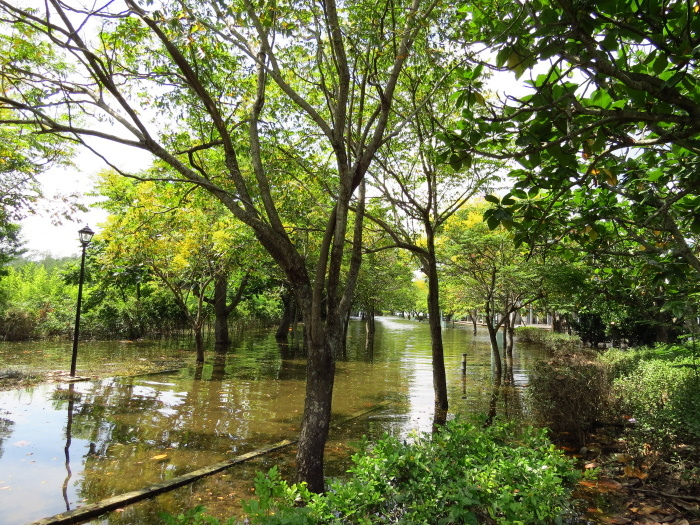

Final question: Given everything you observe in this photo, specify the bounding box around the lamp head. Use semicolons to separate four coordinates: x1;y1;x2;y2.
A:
78;225;95;246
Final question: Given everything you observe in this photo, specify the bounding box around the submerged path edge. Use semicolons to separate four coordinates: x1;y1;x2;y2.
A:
27;439;296;525
26;400;392;525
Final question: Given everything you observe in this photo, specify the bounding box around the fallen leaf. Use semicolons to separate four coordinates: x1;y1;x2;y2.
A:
638;506;664;516
623;465;648;479
585;462;599;469
579;478;623;492
151;454;168;461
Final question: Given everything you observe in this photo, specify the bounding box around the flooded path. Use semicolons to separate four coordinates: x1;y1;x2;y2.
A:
0;317;546;524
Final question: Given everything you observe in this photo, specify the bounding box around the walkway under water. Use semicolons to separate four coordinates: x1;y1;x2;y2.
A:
0;317;545;524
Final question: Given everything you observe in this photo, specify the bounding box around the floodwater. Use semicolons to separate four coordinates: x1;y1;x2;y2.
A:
0;317;545;525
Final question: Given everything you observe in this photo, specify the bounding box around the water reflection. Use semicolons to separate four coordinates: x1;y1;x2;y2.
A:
0;317;546;525
63;383;76;511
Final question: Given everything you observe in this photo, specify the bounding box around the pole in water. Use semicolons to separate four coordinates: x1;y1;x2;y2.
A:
462;353;467;376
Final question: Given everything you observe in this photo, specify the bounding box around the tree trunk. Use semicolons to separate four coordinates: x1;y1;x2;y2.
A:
341;309;351;359
484;369;502;427
424;252;448;416
365;306;376;355
469;309;478;335
503;355;514;386
504;311;515;360
194;326;205;363
485;302;502;377
212;275;231;346
296;328;337;493
211;347;227;381
276;288;295;341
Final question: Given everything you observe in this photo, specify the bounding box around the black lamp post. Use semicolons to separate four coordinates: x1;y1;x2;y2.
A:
69;225;94;378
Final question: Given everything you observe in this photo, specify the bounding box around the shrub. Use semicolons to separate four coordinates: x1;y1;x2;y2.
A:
606;346;700;454
527;352;610;444
237;419;579;524
514;326;547;344
515;327;582;354
601;345;688;379
542;333;582;354
0;308;38;340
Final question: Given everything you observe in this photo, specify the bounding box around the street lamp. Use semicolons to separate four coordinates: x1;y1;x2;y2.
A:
69;225;94;378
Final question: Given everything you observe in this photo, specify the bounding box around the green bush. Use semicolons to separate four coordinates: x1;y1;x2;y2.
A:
0;308;38;340
605;346;700;452
515;327;581;354
527;354;610;443
236;419;579;524
0;262;77;339
542;333;582;354
514;326;548;344
161;421;579;525
601;345;688;379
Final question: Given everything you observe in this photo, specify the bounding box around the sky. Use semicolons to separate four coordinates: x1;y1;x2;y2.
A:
19;144;153;259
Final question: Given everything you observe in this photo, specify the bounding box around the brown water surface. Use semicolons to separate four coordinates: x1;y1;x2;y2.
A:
0;317;545;524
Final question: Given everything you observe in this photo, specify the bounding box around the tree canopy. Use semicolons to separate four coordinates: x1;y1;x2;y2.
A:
445;0;700;289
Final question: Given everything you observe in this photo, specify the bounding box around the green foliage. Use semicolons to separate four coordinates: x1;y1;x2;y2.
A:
515;327;582;353
541;333;582;354
446;0;700;342
514;326;547;344
0;260;76;339
0;255;192;340
603;345;700;452
527;351;610;443
354;249;417;316
235;292;282;323
598;346;673;379
239;419;579;524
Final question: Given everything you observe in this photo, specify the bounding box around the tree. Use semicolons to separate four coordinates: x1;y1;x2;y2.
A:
441;201;544;374
354;247;416;350
96;169;260;361
366;65;497;419
446;0;700;300
0;0;440;490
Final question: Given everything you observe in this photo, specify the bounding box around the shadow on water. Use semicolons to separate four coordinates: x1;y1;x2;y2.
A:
0;317;547;524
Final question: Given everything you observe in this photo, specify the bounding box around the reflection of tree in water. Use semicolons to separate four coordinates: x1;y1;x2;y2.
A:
0;416;14;460
66;370;272;503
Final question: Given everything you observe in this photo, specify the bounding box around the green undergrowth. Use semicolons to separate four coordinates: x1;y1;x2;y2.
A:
602;344;700;456
162;419;580;525
515;326;581;353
